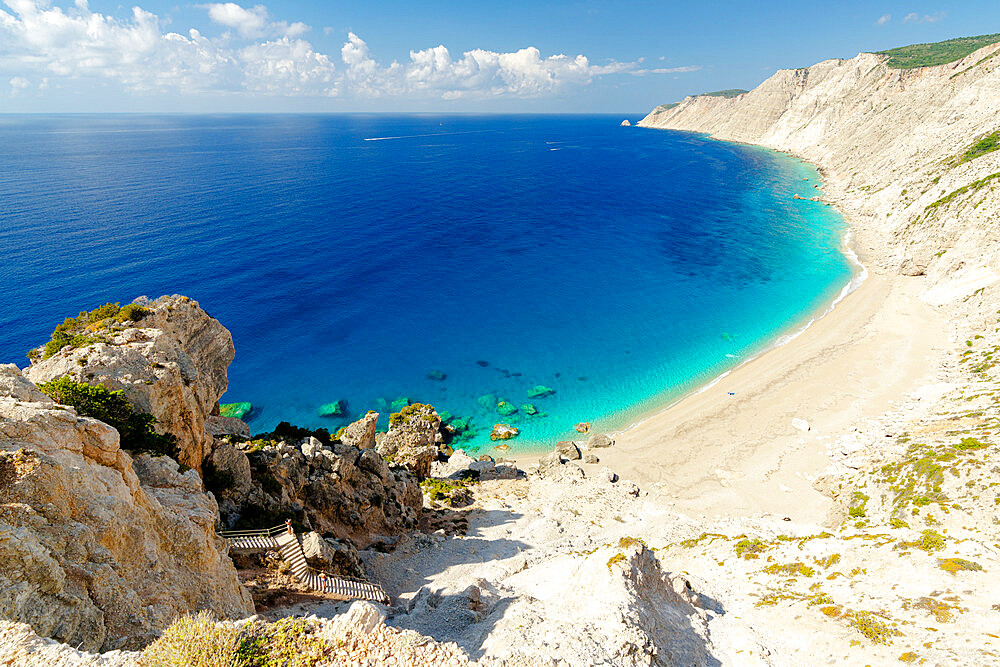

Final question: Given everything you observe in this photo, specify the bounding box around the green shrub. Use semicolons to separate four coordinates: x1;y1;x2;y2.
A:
252;421;332;446
36;301;131;359
139;611;239;667
37;376;177;458
962;131;1000;162
389;402;436;427
116;303;149;323
235;618;327;667
876;34;1000;69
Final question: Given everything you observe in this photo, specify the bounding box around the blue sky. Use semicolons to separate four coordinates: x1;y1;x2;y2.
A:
0;0;997;113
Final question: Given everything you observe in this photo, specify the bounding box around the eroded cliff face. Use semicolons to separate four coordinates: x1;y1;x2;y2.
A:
0;365;253;652
25;295;234;472
640;43;1000;300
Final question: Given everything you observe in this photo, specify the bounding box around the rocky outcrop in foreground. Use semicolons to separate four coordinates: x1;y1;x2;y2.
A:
236;432;422;547
26;295;234;472
0;365;253;652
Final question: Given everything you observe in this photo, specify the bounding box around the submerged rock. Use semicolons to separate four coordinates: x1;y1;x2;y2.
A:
521;403;539;415
427;370;447;381
219;401;252;419
496;400;518;417
527;385;555;399
391;396;413;413
317;400;347;418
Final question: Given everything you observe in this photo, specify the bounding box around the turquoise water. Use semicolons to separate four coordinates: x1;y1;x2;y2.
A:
0;114;856;454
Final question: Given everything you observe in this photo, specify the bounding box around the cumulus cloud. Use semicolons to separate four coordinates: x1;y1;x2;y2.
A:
903;11;946;24
200;2;309;38
0;0;696;101
876;14;891;25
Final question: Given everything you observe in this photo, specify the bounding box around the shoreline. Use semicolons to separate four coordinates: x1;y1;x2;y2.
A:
498;146;867;459
510;138;949;525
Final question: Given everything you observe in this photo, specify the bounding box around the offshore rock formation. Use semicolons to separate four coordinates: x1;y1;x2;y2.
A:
25;295;234;472
241;435;422;547
0;365;253;652
639;42;1000;296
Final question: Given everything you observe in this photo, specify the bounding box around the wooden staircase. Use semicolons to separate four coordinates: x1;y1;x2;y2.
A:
221;524;389;604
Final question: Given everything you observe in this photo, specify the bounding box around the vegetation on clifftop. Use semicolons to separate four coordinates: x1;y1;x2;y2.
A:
37;376;178;458
876;33;1000;69
32;301;149;360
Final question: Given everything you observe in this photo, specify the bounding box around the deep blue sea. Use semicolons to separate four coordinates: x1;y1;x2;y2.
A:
0;114;856;454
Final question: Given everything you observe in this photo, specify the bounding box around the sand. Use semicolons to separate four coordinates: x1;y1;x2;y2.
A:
512;264;949;524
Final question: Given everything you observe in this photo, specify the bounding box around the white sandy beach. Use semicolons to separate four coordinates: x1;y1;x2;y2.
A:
512;216;950;525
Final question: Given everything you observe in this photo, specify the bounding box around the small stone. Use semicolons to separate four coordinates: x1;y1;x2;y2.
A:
575;422;591;434
584;454;599;464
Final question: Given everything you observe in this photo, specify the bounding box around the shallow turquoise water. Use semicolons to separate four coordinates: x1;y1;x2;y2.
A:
0;114;855;454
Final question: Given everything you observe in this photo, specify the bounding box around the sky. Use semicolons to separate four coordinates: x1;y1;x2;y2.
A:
0;0;998;113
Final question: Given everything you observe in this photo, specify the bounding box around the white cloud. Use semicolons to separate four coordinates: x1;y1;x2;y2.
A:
0;0;696;101
200;2;308;39
903;11;946;24
876;14;891;25
9;75;29;94
204;3;267;37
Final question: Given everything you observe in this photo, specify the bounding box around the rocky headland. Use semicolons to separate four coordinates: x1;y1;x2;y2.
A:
5;38;1000;667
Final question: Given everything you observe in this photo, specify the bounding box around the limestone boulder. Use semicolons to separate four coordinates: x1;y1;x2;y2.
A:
340;411;379;450
300;531;365;579
0;370;253;652
556;440;581;460
205;415;251;438
588;433;615;448
25;295;235;472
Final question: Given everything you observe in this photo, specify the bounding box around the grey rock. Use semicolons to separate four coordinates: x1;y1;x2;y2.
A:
205;415;251;438
556;441;581;460
587;433;615;449
340;412;379;450
538;451;563;469
244;438;421;548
